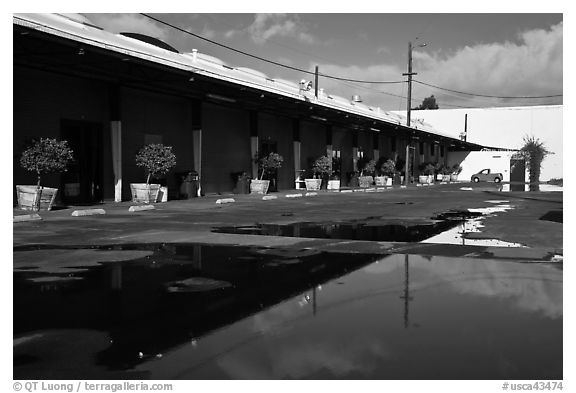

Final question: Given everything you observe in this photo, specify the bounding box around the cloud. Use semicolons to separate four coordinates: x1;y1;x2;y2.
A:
413;22;563;103
87;14;168;39
248;14;316;44
311;22;562;110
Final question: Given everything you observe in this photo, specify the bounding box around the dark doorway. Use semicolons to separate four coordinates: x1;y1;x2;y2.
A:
510;157;526;192
61;119;103;204
260;140;278;192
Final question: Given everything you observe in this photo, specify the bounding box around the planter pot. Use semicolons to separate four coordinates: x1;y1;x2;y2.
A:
305;178;322;191
130;183;161;203
436;174;443;181
418;175;429;184
250;179;270;194
428;175;434;184
386;177;393;186
327;180;341;190
442;175;451;182
450;174;459;182
16;185;58;211
358;176;374;188
374;176;387;186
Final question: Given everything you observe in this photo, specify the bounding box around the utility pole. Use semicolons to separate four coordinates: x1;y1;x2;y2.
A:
402;41;426;185
314;65;319;98
402;42;417;127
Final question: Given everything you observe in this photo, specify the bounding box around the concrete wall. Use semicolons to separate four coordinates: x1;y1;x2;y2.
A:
13;67;111;198
409;106;563;181
300;121;327;174
121;87;194;200
201;103;251;194
258;112;295;190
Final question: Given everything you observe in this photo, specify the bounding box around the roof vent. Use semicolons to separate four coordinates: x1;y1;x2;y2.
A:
352;95;362;103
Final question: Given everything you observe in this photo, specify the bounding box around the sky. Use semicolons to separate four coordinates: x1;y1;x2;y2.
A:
85;13;563;111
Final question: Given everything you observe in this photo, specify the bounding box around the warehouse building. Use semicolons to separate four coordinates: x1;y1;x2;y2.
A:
13;13;485;204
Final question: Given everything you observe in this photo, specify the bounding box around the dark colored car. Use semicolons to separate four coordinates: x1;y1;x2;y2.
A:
471;169;503;183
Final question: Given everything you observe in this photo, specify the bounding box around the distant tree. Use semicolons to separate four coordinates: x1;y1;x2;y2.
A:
518;135;552;191
415;95;439;110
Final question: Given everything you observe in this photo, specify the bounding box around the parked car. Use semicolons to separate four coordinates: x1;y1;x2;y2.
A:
471;169;503;183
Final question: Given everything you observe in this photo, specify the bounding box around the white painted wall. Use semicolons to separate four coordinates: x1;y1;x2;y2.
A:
447;150;517;182
396;105;563;181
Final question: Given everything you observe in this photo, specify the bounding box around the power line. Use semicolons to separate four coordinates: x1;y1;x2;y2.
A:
413;79;562;99
141;13;405;85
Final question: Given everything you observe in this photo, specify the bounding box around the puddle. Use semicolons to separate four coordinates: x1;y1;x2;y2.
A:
13;250;561;380
499;184;563;192
14;243;380;378
213;205;518;247
213;220;462;243
422;218;526;247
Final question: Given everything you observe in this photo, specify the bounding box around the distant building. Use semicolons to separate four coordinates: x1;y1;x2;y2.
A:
398;105;563;182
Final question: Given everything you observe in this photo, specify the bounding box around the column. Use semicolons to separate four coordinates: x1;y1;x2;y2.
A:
109;84;122;202
250;111;259;179
293;119;302;189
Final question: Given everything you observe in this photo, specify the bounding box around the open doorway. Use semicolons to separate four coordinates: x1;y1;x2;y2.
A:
61;119;103;204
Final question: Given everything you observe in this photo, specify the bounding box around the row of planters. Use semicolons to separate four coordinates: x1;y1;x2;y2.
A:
350;156;406;188
417;162;462;184
16;138;177;211
15;138;467;211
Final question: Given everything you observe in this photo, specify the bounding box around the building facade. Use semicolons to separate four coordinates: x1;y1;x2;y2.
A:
14;14;483;204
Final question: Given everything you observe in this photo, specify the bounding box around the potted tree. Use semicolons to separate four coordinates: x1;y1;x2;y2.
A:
418;162;435;184
306;155;332;191
441;165;452;182
374;157;387;186
328;155;341;190
132;143;177;203
17;138;74;211
434;162;444;181
358;157;376;188
250;152;283;194
381;159;396;186
450;164;463;182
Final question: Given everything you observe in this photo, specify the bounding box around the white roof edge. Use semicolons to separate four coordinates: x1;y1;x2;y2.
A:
14;13;465;143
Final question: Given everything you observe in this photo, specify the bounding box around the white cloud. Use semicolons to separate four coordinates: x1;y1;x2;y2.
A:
311;22;562;110
87;14;168;39
413;22;563;101
248;14;316;44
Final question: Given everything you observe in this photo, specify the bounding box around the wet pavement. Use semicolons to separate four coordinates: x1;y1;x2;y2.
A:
12;182;563;379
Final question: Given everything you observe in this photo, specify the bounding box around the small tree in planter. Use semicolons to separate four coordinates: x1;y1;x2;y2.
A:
133;144;177;203
418;162;435;184
450;164;463;181
380;159;396;186
250;152;283;194
306;155;332;190
17;138;74;211
358;158;376;187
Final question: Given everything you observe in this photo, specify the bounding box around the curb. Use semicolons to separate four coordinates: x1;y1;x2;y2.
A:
129;205;156;212
71;209;106;217
14;214;42;223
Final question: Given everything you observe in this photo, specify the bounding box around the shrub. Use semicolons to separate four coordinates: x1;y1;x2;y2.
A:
20;138;74;187
257;152;283;180
135;144;177;184
312;155;333;178
519;135;552;191
451;164;463;175
381;159;396;177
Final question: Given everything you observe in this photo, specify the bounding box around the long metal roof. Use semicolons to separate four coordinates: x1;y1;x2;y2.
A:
13;13;475;145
